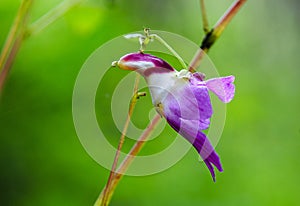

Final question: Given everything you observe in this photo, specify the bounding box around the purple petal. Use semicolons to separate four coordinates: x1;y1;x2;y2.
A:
193;132;223;182
162;82;222;180
189;83;213;124
165;111;223;181
120;52;174;71
162;82;212;130
205;75;235;103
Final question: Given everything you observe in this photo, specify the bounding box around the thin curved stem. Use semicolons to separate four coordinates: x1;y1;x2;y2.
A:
0;0;32;71
100;73;142;206
151;34;187;69
0;0;33;93
94;114;161;206
0;0;86;94
125;29;187;69
0;30;24;91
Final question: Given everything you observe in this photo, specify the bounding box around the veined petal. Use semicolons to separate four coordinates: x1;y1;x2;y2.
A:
162;83;222;180
165;101;223;181
161;79;212;130
188;83;213;124
193;132;223;182
205;75;235;103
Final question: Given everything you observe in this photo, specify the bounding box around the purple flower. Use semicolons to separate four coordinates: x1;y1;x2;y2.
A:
116;52;235;181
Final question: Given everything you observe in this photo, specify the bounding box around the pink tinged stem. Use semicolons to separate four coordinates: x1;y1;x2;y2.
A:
0;0;33;93
94;114;161;206
101;74;141;206
0;0;32;70
0;0;84;94
213;0;247;37
0;32;23;91
116;114;161;175
188;0;247;72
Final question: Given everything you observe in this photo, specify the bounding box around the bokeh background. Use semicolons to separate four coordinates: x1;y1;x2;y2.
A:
1;0;299;205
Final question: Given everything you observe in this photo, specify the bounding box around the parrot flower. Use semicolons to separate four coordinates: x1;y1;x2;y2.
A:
115;52;235;181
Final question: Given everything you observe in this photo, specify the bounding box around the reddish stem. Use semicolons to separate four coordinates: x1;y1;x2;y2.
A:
95;114;161;206
101;74;141;206
0;0;33;93
0;33;24;91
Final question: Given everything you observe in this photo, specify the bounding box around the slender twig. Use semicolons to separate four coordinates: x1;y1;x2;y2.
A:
0;0;33;93
200;0;209;34
27;0;85;37
94;114;161;206
101;73;143;206
151;34;187;69
0;0;86;93
0;0;33;74
213;0;246;39
189;0;247;72
139;29;187;69
0;30;24;90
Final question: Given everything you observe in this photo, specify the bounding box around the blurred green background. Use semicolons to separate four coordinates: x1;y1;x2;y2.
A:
1;0;300;205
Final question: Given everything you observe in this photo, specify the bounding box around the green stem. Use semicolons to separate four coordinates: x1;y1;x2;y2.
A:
0;0;33;74
0;0;85;93
200;0;209;34
151;34;187;69
100;73;141;206
94;114;161;206
0;29;24;91
0;0;33;93
140;29;187;69
188;0;247;72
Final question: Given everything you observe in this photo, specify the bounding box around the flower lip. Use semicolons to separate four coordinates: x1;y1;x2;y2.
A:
117;52;174;72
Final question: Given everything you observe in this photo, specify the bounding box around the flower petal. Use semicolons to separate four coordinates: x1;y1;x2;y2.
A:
205;75;235;103
161;83;222;180
161;80;212;130
193;132;223;182
165;108;223;181
188;83;213;125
